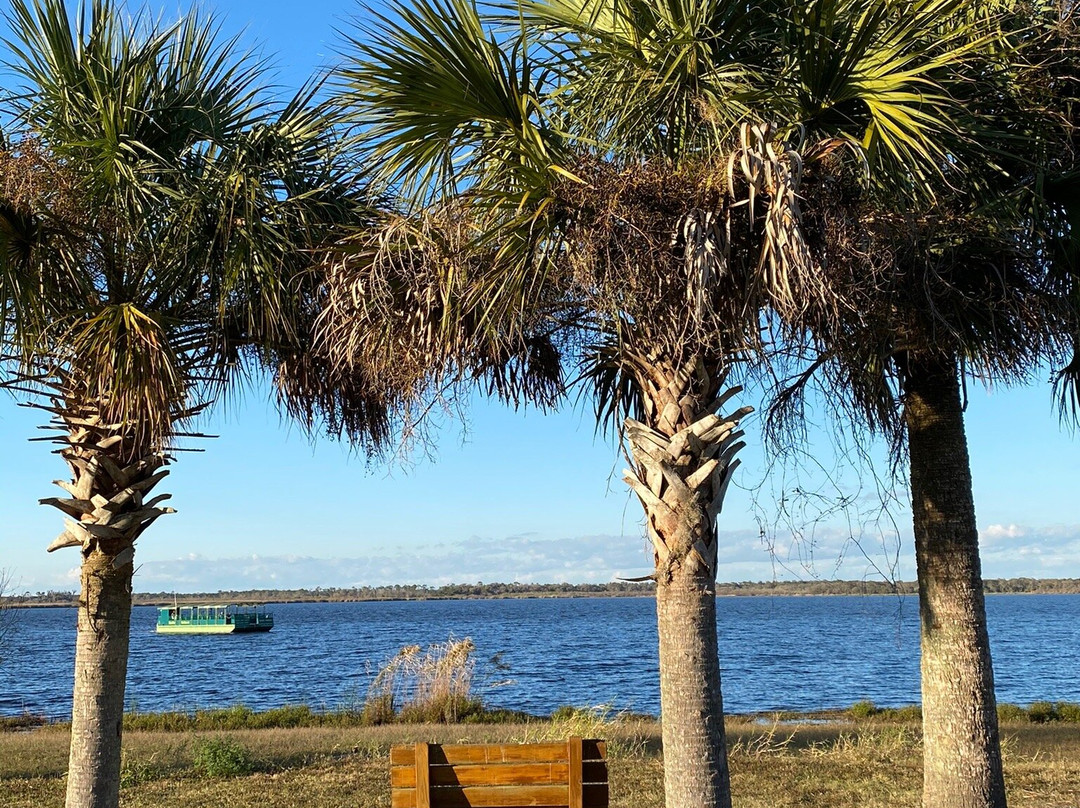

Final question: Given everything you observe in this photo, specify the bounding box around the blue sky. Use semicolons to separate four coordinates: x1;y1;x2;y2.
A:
0;0;1078;593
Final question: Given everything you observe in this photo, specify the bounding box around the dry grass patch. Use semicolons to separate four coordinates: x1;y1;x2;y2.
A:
2;719;1079;808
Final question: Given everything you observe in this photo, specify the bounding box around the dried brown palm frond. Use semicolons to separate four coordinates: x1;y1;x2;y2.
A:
274;347;393;450
0;137;88;332
0;137;84;224
549;125;854;379
766;152;1075;445
316;211;471;397
311;205;566;426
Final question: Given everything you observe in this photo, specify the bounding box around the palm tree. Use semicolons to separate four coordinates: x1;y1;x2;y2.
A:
0;2;378;806
319;1;992;805
769;7;1080;804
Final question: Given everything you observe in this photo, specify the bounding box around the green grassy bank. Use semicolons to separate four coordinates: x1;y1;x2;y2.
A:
2;713;1079;808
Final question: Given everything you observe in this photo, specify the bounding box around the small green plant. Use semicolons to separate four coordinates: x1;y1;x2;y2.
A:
1028;701;1057;723
120;752;159;788
191;737;254;778
849;700;879;720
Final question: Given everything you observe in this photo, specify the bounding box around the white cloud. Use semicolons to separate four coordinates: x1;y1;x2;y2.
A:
126;526;917;593
14;522;1080;594
983;524;1027;544
130;533;658;592
978;523;1080;578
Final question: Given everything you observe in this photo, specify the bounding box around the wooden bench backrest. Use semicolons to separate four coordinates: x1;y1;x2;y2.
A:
390;737;608;808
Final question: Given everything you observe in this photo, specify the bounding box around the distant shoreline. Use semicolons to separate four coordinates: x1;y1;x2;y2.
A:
6;577;1079;607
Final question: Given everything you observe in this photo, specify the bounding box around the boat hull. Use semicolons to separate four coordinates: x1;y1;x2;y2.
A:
156;623;237;635
155;624;273;634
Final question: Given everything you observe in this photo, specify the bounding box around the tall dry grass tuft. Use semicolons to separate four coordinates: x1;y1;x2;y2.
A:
516;704;653;757
363;637;481;724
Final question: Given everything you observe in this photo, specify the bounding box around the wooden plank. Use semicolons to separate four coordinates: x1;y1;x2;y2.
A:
429;784;568;808
394;763;570;788
393;742;605;767
391;741;608;808
416;743;431;808
568;737;583;808
425;783;608;808
392;746;416;765
432;743;571;765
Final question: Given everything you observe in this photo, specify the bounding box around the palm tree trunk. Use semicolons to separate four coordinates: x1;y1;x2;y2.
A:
66;551;133;808
655;564;729;808
35;397;176;808
622;355;749;808
904;354;1006;808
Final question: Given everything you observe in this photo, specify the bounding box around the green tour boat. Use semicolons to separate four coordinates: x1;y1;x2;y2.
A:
156;604;274;634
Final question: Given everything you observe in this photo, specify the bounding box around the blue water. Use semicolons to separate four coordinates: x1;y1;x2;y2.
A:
1;594;1077;719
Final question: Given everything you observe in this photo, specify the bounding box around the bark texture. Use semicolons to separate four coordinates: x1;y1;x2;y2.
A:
904;354;1006;808
622;355;749;808
34;396;175;808
66;550;133;808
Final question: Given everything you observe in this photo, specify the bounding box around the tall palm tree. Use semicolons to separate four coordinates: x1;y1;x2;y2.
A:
770;6;1080;805
776;201;1063;808
0;2;378;806
319;1;993;805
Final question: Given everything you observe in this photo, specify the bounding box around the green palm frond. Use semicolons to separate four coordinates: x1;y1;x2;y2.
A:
521;0;770;158
779;0;987;182
338;0;564;203
55;303;186;454
5;1;264;208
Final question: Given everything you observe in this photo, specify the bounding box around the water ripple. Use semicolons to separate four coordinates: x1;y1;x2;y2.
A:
1;594;1077;719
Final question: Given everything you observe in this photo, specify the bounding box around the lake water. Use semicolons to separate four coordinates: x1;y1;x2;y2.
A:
1;594;1078;719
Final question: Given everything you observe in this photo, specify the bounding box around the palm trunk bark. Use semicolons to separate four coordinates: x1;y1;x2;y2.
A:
622;354;749;808
904;354;1006;808
66;551;133;808
655;564;728;808
35;396;176;808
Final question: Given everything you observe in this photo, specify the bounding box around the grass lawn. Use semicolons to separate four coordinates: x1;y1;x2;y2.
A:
2;718;1079;807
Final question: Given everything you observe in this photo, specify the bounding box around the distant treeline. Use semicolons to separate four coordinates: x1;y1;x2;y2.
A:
714;578;1080;596
6;577;1080;606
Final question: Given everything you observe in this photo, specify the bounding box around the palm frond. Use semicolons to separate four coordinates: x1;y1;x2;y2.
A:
337;0;564;203
1;0;386;453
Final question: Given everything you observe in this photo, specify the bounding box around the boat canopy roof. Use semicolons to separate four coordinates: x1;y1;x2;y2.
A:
158;603;268;610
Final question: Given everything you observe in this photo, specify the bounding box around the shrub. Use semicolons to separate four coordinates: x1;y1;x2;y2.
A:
849;701;879;720
191;737;254;778
1028;701;1057;723
880;705;922;722
361;693;396;726
1055;702;1080;723
0;712;47;731
253;704;314;729
997;703;1027;723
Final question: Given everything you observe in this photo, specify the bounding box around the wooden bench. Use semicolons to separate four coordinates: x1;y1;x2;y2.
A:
390;737;608;808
